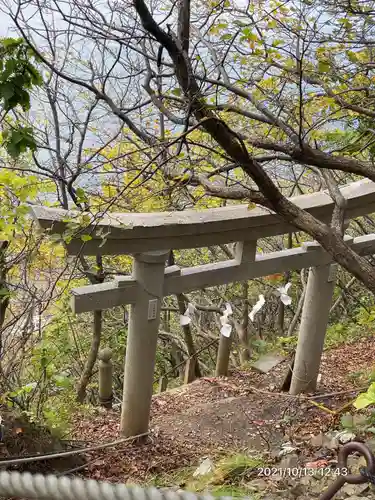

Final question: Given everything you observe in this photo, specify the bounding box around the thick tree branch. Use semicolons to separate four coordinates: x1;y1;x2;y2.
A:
133;0;375;294
177;0;191;54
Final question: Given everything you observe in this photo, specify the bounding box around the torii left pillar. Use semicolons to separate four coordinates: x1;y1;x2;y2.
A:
120;250;169;437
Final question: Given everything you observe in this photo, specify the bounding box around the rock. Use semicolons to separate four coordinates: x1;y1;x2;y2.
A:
252;353;286;374
366;438;375;453
279;454;299;470
193;457;214;477
340;482;369;497
309;476;331;495
353;414;368;428
278;442;299;457
336;430;356;444
345;497;371;500
310;433;324;448
247;478;269;492
310;431;340;450
299;476;311;487
289;483;305;497
324;431;340;450
269;488;293;499
347;454;367;472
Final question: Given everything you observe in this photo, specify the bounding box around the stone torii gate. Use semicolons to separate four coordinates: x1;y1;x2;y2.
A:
31;180;375;437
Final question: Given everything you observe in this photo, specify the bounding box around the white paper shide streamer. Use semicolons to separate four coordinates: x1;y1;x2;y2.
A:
220;303;233;337
249;294;265;322
277;282;292;305
180;303;196;326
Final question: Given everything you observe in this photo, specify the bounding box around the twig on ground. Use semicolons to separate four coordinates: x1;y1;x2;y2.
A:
248;385;367;401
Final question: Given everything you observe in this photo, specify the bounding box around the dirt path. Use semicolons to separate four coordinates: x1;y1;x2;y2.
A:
70;334;375;486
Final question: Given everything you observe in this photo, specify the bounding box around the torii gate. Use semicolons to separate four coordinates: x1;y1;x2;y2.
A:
31;180;375;437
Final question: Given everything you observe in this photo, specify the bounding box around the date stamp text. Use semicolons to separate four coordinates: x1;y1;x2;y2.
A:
257;467;348;478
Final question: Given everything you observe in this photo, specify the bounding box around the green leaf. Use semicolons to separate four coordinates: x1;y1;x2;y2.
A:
171;88;181;96
23;383;37;393
25;63;43;85
0;38;40;157
49;233;63;243
211;22;228;33
80;214;91;224
0;82;14;101
347;51;358;63
368;383;375;400
1;59;16;81
3;126;37;158
0;288;10;297
318;60;330;73
354;393;374;409
81;234;92;242
76;187;88;203
16;89;31;111
53;375;71;388
340;413;354;429
1;38;23;49
339;17;353;29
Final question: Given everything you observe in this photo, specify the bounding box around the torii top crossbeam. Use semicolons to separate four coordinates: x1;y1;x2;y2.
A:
30;180;375;256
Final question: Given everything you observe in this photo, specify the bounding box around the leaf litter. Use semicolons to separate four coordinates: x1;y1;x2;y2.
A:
65;335;375;495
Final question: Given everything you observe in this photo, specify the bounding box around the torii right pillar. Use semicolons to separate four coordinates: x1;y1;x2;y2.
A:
289;252;337;395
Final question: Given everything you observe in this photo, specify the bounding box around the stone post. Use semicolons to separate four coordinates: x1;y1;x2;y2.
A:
120;250;169;437
98;347;113;408
289;261;337;395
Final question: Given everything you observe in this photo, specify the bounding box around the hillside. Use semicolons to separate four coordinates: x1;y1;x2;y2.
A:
61;334;375;499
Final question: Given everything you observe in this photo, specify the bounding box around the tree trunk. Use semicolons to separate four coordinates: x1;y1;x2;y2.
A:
177;294;201;378
276;258;292;335
75;254;105;403
0;241;9;359
171;345;185;379
169;248;201;379
238;282;251;362
76;309;102;403
275;302;285;335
